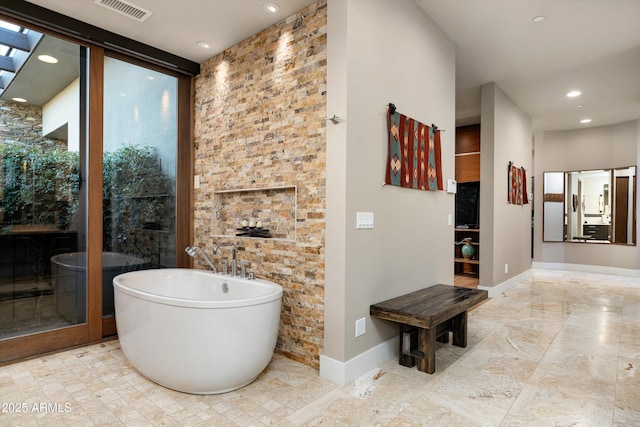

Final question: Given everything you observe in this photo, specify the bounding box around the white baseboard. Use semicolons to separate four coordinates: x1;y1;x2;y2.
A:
321;263;640;386
478;268;533;298
319;335;398;386
532;261;640;278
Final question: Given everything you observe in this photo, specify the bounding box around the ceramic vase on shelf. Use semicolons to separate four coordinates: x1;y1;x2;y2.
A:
461;238;475;260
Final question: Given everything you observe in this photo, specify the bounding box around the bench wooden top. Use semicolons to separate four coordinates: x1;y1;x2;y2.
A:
370;285;488;329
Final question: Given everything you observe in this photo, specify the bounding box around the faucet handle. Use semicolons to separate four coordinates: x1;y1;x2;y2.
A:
221;260;228;275
239;261;250;278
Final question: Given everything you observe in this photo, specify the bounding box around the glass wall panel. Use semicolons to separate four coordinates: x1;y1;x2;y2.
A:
0;28;86;339
102;57;177;318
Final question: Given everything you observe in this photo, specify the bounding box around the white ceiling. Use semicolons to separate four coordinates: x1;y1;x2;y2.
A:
25;0;317;63
417;0;640;131
20;0;640;132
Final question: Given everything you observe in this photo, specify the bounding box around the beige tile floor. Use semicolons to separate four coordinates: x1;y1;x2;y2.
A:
1;269;639;426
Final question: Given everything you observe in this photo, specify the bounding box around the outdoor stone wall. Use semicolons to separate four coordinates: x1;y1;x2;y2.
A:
193;1;327;369
0;100;64;151
0;100;67;225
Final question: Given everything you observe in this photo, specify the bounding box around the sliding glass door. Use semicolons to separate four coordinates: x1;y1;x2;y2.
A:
101;57;178;334
0;16;191;362
0;26;88;341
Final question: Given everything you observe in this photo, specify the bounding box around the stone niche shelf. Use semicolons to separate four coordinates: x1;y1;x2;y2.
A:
211;185;297;242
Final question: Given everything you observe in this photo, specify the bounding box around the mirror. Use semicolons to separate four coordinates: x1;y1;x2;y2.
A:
543;167;636;244
565;169;612;242
543;172;564;242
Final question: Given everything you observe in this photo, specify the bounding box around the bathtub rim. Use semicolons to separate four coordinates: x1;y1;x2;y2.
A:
113;268;283;309
50;251;145;271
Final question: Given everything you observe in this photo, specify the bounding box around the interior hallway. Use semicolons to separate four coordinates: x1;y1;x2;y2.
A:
1;269;639;426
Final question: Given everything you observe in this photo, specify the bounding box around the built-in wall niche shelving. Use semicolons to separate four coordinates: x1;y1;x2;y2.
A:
454;228;480;276
211;185;297;242
454;124;481;278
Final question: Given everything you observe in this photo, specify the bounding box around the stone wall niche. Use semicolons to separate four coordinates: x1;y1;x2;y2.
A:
212;186;297;241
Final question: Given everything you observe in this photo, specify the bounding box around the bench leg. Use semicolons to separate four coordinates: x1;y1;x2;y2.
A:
452;310;468;348
399;324;416;368
437;332;450;343
417;327;436;374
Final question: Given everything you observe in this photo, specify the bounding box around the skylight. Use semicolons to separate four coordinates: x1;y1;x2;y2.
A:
0;21;21;32
0;20;26;58
0;20;40;98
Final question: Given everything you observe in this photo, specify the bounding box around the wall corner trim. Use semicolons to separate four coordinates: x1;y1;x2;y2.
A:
319;336;399;386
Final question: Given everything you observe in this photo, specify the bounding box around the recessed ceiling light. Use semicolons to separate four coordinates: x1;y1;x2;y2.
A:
576;105;583;109
532;15;545;23
38;54;58;64
196;41;211;49
12;97;27;103
262;2;279;13
566;90;582;98
580;118;592;124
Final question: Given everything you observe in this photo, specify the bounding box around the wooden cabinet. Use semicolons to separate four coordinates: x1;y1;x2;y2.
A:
582;224;610;241
455;124;480;183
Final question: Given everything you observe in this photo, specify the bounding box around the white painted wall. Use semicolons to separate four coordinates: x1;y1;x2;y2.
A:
324;0;348;368
323;0;455;384
42;79;79;151
479;83;533;288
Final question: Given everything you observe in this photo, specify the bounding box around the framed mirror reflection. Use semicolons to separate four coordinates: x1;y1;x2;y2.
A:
543;166;636;244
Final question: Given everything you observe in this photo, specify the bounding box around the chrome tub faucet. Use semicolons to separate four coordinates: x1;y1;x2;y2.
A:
185;245;217;273
213;242;237;276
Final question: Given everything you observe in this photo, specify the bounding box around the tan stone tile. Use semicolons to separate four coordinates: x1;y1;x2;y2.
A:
503;382;615;426
402;391;501;427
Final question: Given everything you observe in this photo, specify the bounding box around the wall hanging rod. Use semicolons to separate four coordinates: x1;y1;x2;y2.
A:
385;103;446;132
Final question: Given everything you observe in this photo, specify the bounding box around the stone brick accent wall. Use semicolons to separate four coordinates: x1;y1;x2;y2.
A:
0;100;67;225
193;1;327;369
0;100;64;151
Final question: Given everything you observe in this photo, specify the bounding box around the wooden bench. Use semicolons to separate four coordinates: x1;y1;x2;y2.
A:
370;284;488;374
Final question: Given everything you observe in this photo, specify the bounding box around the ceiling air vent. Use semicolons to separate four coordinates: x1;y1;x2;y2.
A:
94;0;152;22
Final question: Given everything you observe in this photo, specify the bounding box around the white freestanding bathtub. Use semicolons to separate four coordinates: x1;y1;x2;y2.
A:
113;268;283;394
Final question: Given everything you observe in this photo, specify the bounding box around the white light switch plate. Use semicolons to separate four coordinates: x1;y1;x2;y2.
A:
447;179;457;194
355;318;366;337
356;212;374;229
